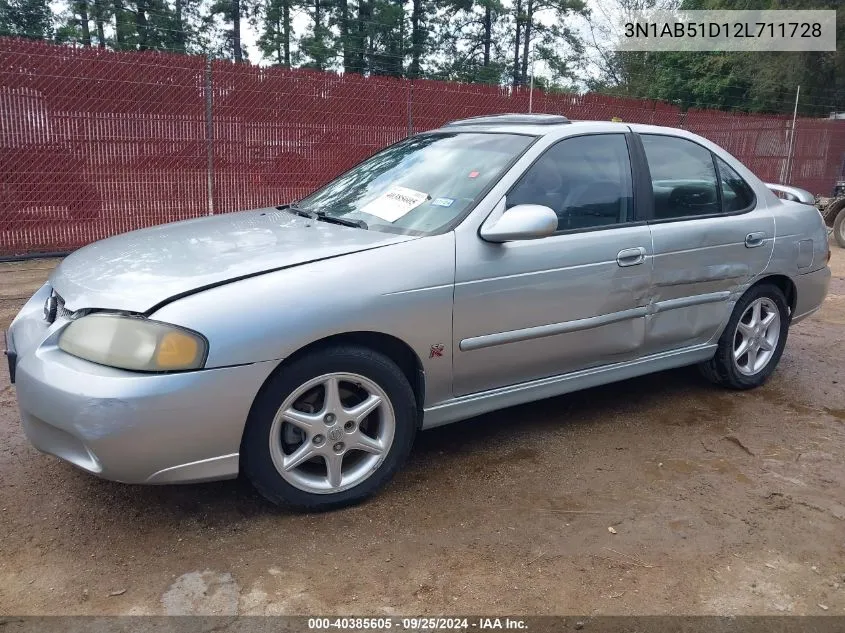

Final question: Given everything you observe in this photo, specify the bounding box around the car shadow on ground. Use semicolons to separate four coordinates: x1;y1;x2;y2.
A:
414;365;708;454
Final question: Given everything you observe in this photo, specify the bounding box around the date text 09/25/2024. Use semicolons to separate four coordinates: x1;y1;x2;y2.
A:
307;617;528;630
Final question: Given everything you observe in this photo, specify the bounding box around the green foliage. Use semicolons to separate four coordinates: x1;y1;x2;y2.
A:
1;0;841;117
255;0;294;65
592;0;845;115
0;0;52;39
208;0;251;61
427;0;510;83
366;0;404;75
510;0;587;87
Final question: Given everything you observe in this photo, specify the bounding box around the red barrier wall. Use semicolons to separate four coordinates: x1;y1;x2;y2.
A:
1;37;843;256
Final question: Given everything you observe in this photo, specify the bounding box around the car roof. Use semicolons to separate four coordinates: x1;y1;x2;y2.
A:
434;114;699;139
435;114;630;136
442;113;572;128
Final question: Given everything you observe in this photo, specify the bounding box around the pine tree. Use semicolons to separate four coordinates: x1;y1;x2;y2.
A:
297;0;334;69
510;0;587;87
0;0;52;39
209;0;248;61
430;0;508;84
256;0;294;66
367;0;404;76
55;0;92;45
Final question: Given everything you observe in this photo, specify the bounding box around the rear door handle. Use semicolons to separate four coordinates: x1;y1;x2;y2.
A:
745;232;767;248
617;247;646;267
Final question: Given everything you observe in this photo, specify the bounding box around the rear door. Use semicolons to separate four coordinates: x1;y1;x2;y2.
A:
633;131;775;355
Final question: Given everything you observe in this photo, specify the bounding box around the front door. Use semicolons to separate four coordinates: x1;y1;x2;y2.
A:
452;132;654;396
635;132;775;354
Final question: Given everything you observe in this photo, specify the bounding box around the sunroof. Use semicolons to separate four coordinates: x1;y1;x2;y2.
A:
442;113;571;127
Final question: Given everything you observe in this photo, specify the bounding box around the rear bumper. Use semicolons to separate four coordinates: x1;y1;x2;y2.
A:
8;284;279;484
792;265;831;324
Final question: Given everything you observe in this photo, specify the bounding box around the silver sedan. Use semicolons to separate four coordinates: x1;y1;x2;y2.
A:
6;114;831;510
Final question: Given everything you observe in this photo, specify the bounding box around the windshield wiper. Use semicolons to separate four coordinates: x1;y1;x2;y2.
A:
277;204;367;230
277;203;317;219
314;211;368;230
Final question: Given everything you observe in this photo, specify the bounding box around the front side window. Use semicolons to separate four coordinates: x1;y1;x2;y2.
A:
715;156;755;212
641;134;720;220
507;134;634;231
296;132;534;235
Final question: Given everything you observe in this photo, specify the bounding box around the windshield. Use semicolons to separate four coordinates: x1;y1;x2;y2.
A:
295;132;535;235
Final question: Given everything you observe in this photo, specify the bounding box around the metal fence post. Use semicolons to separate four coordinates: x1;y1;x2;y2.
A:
204;55;215;216
407;80;414;137
785;85;801;184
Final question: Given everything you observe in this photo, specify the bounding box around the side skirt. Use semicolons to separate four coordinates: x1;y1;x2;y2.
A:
421;343;717;430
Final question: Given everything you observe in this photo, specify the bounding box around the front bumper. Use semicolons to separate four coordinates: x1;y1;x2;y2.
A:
4;329;16;383
8;285;278;484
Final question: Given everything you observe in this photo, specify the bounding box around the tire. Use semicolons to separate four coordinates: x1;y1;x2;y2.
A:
698;283;790;390
241;345;418;510
834;207;845;249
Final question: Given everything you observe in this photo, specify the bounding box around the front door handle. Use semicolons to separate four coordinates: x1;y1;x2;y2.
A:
745;232;767;248
617;247;646;267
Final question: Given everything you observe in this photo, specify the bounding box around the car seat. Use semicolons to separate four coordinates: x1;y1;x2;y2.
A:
558;180;625;230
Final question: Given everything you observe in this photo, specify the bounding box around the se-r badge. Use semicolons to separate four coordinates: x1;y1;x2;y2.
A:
429;344;445;358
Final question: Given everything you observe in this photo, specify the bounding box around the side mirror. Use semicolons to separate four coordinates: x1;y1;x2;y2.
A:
480;204;558;242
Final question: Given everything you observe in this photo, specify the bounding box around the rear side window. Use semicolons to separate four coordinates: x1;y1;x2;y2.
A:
507;134;634;231
715;156;755;212
641;134;720;219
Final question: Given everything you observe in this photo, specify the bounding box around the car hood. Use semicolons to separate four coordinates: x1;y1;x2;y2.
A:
51;207;417;313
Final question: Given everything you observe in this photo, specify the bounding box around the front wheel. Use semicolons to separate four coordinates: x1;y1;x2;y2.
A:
241;346;417;510
698;284;790;389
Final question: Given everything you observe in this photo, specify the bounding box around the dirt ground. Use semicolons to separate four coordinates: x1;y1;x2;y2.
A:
1;247;844;617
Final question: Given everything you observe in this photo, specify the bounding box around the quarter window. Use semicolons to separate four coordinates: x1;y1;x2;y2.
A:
507;134;634;231
641;134;720;220
715;156;755;212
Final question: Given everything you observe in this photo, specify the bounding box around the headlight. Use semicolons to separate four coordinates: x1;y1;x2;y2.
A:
58;314;207;372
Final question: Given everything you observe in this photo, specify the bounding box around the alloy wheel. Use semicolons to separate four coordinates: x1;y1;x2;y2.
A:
268;372;395;494
732;297;781;376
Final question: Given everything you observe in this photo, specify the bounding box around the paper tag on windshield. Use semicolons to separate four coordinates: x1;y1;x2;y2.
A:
360;186;429;222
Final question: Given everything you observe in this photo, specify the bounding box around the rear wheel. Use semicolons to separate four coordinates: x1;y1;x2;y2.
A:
699;284;790;389
241;345;417;510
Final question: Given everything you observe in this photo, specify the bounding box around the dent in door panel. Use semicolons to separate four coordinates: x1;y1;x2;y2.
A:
646;210;774;354
455;261;651;335
645;302;729;346
453;222;654;396
652;263;749;290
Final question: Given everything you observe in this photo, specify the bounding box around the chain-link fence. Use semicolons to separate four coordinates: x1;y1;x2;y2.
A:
2;36;844;257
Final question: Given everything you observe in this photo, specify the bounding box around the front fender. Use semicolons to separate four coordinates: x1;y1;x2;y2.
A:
150;233;457;408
